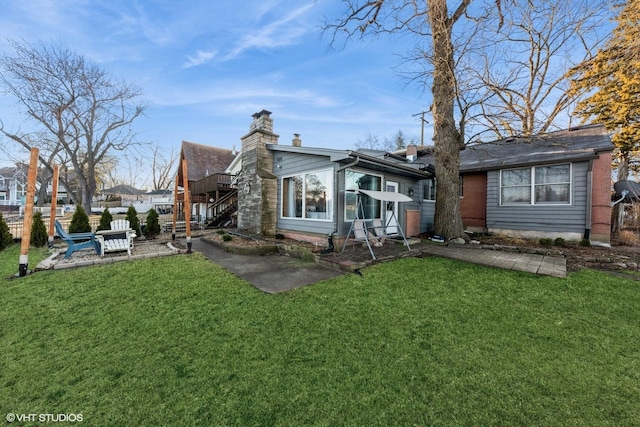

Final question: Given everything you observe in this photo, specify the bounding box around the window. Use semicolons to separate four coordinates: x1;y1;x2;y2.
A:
501;168;531;204
282;169;332;220
422;176;462;201
423;178;436;201
535;164;570;204
500;164;571;205
345;170;382;220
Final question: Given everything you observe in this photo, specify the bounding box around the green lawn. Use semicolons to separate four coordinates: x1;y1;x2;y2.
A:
1;244;639;426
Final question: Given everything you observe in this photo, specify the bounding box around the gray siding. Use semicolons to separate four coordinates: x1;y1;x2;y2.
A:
272;151;336;236
486;162;588;233
417;179;436;232
420;202;436;233
272;151;426;237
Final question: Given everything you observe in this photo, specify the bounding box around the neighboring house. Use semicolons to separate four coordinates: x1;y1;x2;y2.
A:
0;164;28;208
235;110;433;246
412;124;614;245
142;189;174;214
176;141;237;223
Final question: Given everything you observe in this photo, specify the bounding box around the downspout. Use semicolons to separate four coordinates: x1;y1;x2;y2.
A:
584;160;593;240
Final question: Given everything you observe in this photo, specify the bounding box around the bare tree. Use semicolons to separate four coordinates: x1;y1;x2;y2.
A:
355;132;383;150
467;0;612;139
325;0;483;238
324;0;611;238
0;39;146;213
150;144;177;190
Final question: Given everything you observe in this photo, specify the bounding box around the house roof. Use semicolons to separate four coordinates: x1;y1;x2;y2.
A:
101;184;145;195
0;164;28;180
176;141;236;184
458;124;614;172
268;145;433;179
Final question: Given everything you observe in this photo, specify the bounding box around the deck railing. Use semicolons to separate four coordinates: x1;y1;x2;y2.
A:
190;173;234;196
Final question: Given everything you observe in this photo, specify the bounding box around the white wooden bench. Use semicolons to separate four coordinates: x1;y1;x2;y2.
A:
96;220;136;256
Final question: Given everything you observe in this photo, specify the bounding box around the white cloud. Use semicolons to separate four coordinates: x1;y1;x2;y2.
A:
223;3;316;61
182;50;217;68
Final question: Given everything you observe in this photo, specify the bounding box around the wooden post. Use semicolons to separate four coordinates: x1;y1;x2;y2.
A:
18;147;39;277
182;159;192;253
48;165;59;248
172;174;179;241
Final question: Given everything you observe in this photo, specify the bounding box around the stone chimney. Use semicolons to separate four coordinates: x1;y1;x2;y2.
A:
237;109;279;235
406;143;418;162
292;133;302;147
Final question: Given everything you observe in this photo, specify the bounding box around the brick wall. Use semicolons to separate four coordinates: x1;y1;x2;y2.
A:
460;172;487;230
590;151;612;244
405;209;421;237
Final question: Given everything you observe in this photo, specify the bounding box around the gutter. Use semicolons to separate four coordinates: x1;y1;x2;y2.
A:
345;151;432;178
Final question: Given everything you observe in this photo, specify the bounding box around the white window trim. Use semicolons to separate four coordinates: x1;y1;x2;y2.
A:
280;168;333;221
499;163;572;206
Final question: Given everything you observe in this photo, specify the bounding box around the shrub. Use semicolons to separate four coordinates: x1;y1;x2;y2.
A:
222;234;233;242
97;208;113;231
618;230;639;246
30;211;48;248
539;238;553;247
553;237;566;247
216;229;226;235
0;212;14;251
125;205;142;238
580;238;591;247
69;205;91;233
144;209;161;239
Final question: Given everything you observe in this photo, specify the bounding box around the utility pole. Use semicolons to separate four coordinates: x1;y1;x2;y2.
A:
412;111;429;146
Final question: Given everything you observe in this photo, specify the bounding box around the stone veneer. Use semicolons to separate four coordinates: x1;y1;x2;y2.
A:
236;110;279;235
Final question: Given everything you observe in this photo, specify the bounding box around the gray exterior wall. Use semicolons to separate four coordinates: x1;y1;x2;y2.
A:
420;202;436;233
272;152;424;238
486;161;588;234
272;151;336;237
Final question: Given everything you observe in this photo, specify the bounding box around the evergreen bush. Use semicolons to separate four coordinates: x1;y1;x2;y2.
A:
144;209;161;239
0;212;14;251
69;205;91;233
30;211;48;248
553;237;566;247
125;205;142;237
97;208;113;231
539;238;553;247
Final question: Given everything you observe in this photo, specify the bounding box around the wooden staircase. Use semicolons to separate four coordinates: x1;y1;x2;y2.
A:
207;188;238;227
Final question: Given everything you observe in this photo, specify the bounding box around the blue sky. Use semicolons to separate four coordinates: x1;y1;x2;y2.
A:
0;0;433;180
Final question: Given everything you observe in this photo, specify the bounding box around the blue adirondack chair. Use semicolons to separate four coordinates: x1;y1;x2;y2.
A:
54;220;100;259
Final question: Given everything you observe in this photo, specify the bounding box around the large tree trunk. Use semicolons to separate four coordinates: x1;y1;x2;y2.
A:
36;176;50;207
81;175;96;215
429;0;466;239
